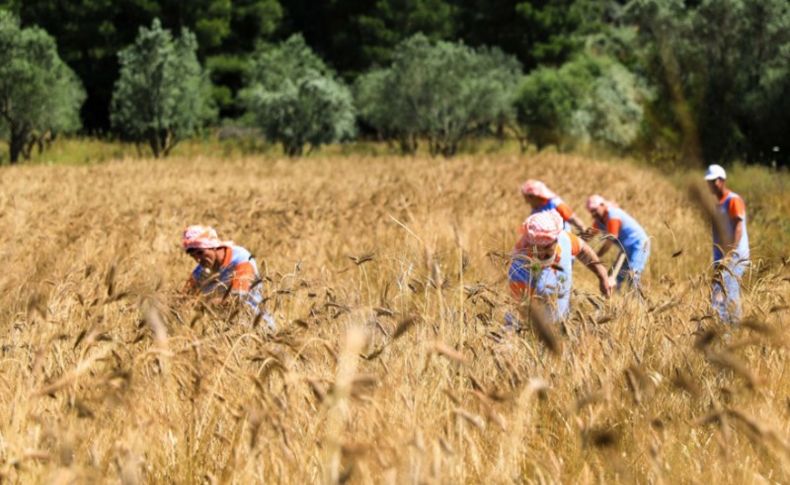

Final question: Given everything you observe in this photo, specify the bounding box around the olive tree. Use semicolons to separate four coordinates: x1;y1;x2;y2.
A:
110;19;216;158
514;53;651;151
240;35;356;156
0;11;85;164
513;67;576;151
570;57;651;150
355;34;522;157
355;67;419;153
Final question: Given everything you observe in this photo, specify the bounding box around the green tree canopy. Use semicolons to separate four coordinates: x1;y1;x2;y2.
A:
110;19;216;157
240;34;356;156
625;0;790;165
514;53;650;151
5;0;281;130
355;34;522;156
354;0;457;67
0;11;85;163
205;0;283;117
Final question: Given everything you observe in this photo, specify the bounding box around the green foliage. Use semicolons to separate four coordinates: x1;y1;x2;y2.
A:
0;11;85;163
157;0;234;51
514;53;651;151
354;69;397;139
240;35;356;156
206;0;283;117
569;55;651;150
226;0;282;51
355;0;457;66
514;68;575;150
355;34;521;157
206;54;252;117
10;0;282;130
516;0;584;66
7;0;787;167
110;19;216;157
625;0;790;166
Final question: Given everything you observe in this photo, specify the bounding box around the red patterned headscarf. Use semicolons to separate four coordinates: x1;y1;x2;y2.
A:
181;225;231;250
523;211;564;246
520;179;556;200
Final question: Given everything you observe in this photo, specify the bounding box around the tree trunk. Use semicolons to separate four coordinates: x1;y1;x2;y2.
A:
162;129;178;157
9;125;29;164
22;129;37;160
428;138;439;157
285;142;303;157
442;141;458;158
39;130;53;154
517;135;529;153
398;135;417;155
149;130;162;158
496;119;506;141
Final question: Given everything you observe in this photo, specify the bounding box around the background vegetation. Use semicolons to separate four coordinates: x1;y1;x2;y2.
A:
0;0;787;165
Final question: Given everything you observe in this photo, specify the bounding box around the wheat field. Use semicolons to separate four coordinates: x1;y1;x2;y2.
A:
0;152;788;484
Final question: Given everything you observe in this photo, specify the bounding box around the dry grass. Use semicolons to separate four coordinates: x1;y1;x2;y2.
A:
0;152;788;483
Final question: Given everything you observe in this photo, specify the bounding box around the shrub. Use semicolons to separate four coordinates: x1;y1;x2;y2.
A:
110;19;216;158
0;11;85;163
240;35;356;157
514;53;651;152
355;34;522;157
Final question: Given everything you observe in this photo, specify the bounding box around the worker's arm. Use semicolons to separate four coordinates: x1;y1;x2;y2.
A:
571;235;612;298
230;261;256;295
554;202;585;234
182;277;197;293
731;218;743;252
175;275;202;306
567;214;587;234
509;280;533;300
579;225;598;241
727;197;746;256
514;232;530;252
596;217;622;258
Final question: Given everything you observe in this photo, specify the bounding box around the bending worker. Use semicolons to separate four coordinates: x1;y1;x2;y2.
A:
705;164;749;324
521;179;587;233
586;195;650;291
181;225;275;330
508;210;611;324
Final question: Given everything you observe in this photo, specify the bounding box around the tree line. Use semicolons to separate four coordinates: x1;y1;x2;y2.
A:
0;0;787;166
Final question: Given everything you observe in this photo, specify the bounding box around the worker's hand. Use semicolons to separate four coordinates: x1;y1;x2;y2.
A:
607;275;617;289
599;276;613;298
580;227;596;241
209;296;230;306
724;249;744;265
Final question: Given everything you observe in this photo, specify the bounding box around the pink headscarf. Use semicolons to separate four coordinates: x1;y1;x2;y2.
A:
520;179;556;200
181;225;231;250
586;194;608;212
523;211;564;246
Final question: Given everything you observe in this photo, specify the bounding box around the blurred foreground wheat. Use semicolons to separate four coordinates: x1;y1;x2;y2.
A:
0;153;788;483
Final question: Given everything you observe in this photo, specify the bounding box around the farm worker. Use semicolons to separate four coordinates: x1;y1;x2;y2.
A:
705;164;749;324
507;210;611;324
181;225;275;330
586;195;651;291
520;179;587;234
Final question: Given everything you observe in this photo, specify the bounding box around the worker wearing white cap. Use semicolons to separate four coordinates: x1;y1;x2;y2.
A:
705;164;750;323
